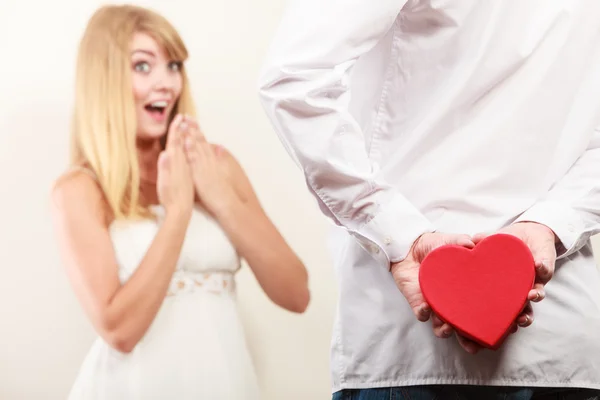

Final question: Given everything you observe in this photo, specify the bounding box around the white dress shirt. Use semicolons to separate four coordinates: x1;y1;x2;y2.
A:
258;0;600;393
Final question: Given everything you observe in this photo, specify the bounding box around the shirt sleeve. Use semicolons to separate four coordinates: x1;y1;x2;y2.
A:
257;0;434;264
515;128;600;259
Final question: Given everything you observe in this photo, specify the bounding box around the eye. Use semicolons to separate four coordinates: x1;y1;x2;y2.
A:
134;61;151;73
169;61;183;72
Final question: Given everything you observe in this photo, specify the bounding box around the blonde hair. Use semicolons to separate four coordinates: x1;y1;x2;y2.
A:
70;4;196;220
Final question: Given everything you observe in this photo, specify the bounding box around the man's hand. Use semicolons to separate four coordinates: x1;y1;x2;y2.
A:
455;222;558;354
390;232;475;342
475;221;557;303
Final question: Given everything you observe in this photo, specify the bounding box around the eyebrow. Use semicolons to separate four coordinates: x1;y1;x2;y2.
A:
131;49;156;57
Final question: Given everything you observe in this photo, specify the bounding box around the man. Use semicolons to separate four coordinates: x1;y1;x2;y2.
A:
257;1;600;399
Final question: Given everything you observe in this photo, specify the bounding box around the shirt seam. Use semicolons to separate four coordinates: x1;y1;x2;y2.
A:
367;19;401;169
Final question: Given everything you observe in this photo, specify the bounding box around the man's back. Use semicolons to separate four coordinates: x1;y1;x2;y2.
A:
348;1;600;236
258;0;600;394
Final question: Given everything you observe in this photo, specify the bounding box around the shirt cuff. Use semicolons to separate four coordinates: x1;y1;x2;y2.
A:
351;191;435;265
514;200;586;259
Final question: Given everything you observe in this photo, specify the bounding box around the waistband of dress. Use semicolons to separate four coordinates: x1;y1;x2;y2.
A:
166;270;236;297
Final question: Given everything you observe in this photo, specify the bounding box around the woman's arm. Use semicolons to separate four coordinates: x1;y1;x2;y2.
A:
210;146;310;313
51;171;190;353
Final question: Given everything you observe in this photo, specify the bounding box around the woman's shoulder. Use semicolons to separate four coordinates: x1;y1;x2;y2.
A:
52;165;99;196
51;165;110;224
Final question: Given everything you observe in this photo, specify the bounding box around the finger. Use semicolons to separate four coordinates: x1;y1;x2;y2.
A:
517;313;533;328
510;323;519;334
198;141;218;166
456;334;482;355
158;151;169;170
184;115;207;143
431;314;444;328
433;323;454;339
472;232;490;244
413;233;472;263
534;259;554;285
183;135;198;160
417;302;432;322
517;303;534;327
169;148;186;174
178;119;189;135
527;283;546;303
440;323;454;338
214;143;226;157
432;314;453;339
166;114;185;148
454;234;475;249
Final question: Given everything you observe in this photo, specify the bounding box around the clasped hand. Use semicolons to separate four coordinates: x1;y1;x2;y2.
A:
156;114;236;218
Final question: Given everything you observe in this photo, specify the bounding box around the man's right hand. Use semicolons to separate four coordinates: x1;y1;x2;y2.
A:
390;232;475;343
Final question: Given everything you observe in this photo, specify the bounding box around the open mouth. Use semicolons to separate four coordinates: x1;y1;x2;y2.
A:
145;100;169;121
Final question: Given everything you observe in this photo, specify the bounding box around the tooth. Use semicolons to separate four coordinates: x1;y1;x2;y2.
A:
152;101;168;107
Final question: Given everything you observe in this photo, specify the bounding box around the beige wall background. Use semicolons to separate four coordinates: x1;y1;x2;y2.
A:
0;1;337;399
1;1;599;399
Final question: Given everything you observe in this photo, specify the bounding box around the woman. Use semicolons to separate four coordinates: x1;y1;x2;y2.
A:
51;5;310;399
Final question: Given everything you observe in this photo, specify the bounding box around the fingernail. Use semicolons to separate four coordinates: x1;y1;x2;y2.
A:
539;290;545;299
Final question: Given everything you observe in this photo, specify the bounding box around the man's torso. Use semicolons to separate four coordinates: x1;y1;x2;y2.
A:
331;0;600;392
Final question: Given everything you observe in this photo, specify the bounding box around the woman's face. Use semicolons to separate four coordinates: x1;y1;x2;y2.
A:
130;32;183;140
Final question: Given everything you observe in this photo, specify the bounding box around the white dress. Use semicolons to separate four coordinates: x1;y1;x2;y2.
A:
68;205;261;400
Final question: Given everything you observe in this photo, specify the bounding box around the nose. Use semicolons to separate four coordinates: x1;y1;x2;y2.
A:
153;66;178;92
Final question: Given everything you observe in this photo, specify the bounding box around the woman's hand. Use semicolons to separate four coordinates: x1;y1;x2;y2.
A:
179;116;239;216
157;114;195;220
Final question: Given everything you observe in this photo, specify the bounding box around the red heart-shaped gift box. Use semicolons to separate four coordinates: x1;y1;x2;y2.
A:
418;233;535;350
